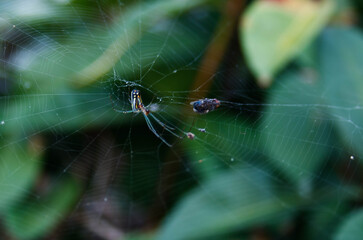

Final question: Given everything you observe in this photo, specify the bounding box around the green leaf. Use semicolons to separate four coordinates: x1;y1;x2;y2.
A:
157;167;299;240
4;177;82;240
259;71;332;184
0;0;73;28
334;209;363;240
319;27;363;161
184;113;261;181
304;191;352;240
69;0;211;87
0;141;41;213
125;232;155;240
2;93;124;135
15;2;215;93
240;0;334;87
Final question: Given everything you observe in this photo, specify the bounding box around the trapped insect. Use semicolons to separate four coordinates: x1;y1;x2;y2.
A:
190;98;221;114
186;132;195;140
112;89;181;147
198;128;206;133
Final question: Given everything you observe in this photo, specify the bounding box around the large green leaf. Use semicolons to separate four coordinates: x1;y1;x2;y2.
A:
4;177;82;240
11;3;216;96
157;167;299;240
0;141;41;213
0;0;73;28
241;0;333;87
304;188;354;240
72;0;212;87
184;112;262;181
125;232;155;240
334;209;363;240
259;71;332;184
9;0;212;91
319;27;363;161
1;93;123;135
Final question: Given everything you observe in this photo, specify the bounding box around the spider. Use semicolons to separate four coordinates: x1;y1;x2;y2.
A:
112;89;181;147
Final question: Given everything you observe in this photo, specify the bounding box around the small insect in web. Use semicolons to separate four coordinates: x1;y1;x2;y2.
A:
186;132;195;140
190;98;221;114
198;128;206;133
112;89;181;147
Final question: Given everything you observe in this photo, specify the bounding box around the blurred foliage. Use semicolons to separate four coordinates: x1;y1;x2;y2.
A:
334;209;363;240
157;167;300;240
258;70;333;184
320;27;363;161
1;0;363;239
4;177;81;239
240;0;334;87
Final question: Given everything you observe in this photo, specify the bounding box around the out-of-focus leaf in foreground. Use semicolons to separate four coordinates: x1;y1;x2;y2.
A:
157;167;298;240
0;0;73;27
305;199;350;240
259;71;333;185
125;232;155;240
71;0;210;87
9;0;214;94
185;113;261;180
4;177;82;240
319;27;363;161
334;208;363;240
240;0;333;87
2;93;123;135
0;138;42;213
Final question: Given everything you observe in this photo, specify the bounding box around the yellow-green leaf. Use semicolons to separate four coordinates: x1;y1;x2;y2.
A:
240;0;334;87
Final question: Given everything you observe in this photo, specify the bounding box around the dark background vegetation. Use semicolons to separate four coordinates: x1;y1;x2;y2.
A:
1;0;363;239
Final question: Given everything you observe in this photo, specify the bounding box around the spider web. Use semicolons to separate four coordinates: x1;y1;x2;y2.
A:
0;0;362;239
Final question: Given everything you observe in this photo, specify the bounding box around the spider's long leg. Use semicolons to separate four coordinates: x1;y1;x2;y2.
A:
148;113;174;130
149;113;183;139
143;114;172;147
